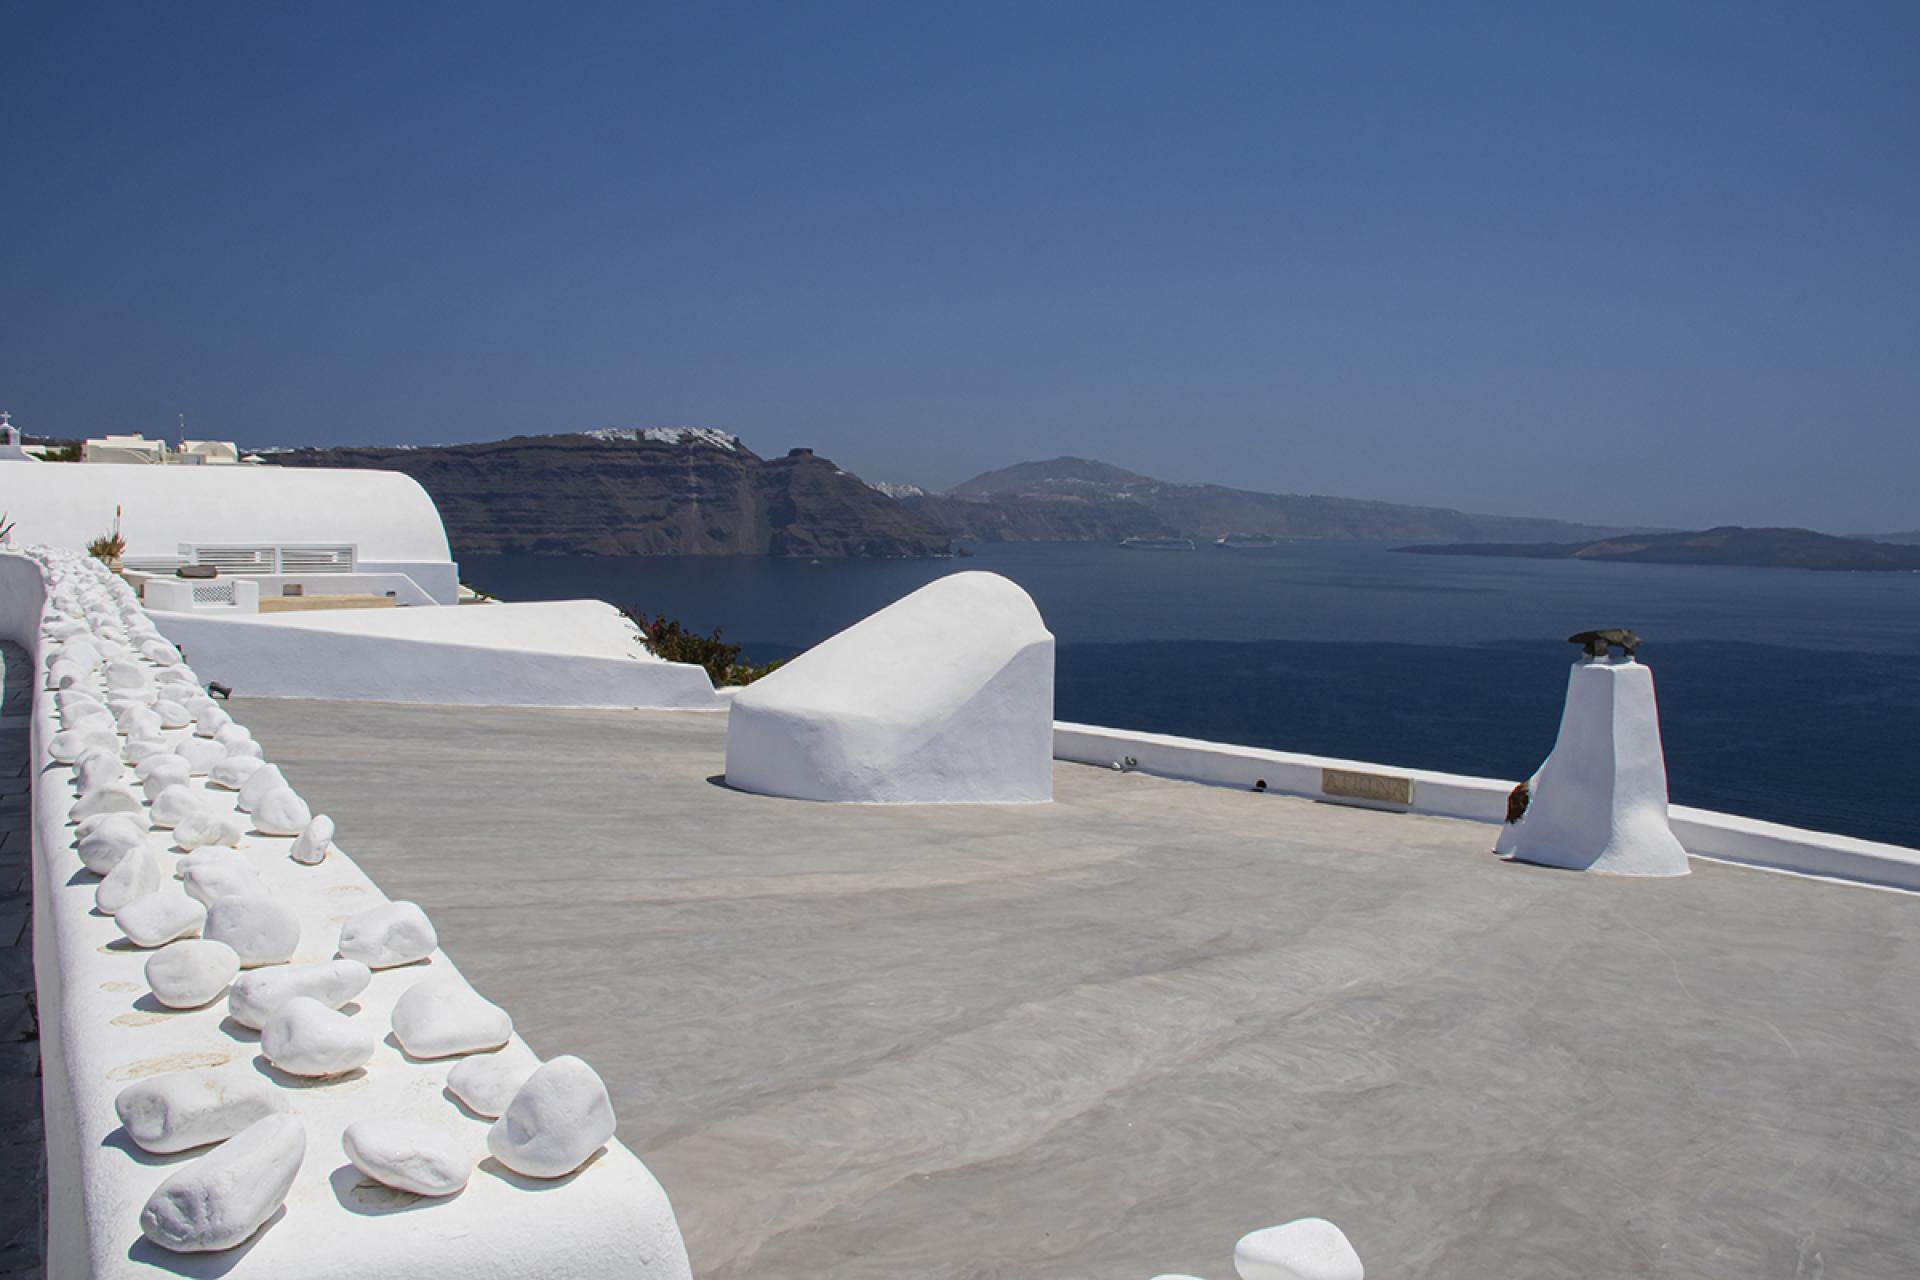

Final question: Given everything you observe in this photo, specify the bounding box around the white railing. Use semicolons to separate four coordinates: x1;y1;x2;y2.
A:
178;543;357;574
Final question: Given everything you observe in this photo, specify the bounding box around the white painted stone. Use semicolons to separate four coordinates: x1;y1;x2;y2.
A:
140;638;182;666
446;1044;541;1118
72;783;144;823
391;976;513;1059
172;810;248;851
120;736;174;766
117;704;164;737
289;813;335;865
139;754;194;801
146;939;242;1009
1496;658;1690;877
173;735;229;775
237;763;289;814
261;996;377;1077
252;786;313;837
175;846;249;880
114;1066;290;1154
105;659;152;692
725;572;1056;804
50;727;118;764
181;859;267;907
215;723;253;749
76;815;149;875
45;658;87;690
115;889;206;948
76;807;148;839
341;1119;473;1197
226;736;266;761
486;1055;617;1179
338;901;437;968
95;843;163;915
194;704;233;738
228;959;373;1030
148;783;207;830
203;894;301;967
1234;1219;1365;1280
72;749;125;795
152;698;192;729
139;1113;305;1253
208;753;265;790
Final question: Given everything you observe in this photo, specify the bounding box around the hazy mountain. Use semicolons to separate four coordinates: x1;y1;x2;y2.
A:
1397;527;1920;571
1852;530;1920;546
267;432;951;558
909;456;1634;544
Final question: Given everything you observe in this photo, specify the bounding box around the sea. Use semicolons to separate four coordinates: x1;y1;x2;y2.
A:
461;542;1920;849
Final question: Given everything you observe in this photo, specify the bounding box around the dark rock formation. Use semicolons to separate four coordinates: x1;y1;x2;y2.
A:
266;432;950;559
1398;526;1920;572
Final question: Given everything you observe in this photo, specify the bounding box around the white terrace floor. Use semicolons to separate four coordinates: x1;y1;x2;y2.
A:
234;698;1920;1280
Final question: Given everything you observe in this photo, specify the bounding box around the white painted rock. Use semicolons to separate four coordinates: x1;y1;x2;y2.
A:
193;705;232;738
446;1044;541;1118
391;976;512;1059
289;814;335;865
226;737;266;761
76;808;149;839
173;811;248;852
261;996;377;1077
1234;1220;1365;1280
173;736;229;776
76;815;148;875
141;639;182;666
138;754;194;801
105;659;152;691
208;754;264;791
115;1066;290;1154
96;843;164;915
71;784;143;822
147;939;242;1009
252;787;312;837
181;859;266;907
139;1113;305;1253
203;895;300;968
45;659;88;691
236;764;289;814
117;706;164;740
116;890;207;948
725;572;1056;803
338;901;436;968
215;723;253;749
72;748;124;795
148;784;206;830
152;698;192;729
341;1119;472;1197
228;959;372;1031
486;1055;616;1178
121;736;175;766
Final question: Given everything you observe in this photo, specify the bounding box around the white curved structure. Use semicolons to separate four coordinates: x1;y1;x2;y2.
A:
1495;656;1690;876
2;462;457;602
725;571;1055;804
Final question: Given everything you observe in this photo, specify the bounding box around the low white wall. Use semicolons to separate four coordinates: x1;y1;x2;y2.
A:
1054;722;1920;892
152;602;721;709
9;550;694;1279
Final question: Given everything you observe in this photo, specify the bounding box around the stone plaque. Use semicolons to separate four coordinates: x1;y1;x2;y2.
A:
1321;767;1414;808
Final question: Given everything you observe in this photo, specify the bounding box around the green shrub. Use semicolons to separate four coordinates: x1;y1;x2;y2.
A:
621;609;786;686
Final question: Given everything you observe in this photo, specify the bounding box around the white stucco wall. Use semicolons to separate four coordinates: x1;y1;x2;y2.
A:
2;462;454;579
8;550;694;1279
152;601;721;709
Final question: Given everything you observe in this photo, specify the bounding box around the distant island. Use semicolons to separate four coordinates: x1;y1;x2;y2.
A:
266;439;1638;559
1395;526;1920;572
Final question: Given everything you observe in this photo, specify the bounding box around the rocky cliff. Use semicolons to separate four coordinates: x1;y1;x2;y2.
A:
267;431;951;558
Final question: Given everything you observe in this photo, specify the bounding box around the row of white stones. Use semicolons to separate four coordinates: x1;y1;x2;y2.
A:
33;548;621;1254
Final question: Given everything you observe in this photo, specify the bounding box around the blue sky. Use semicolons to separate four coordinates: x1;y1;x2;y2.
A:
3;2;1915;531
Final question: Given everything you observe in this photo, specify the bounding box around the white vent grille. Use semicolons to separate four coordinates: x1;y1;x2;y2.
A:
277;545;356;574
191;580;237;605
186;545;276;574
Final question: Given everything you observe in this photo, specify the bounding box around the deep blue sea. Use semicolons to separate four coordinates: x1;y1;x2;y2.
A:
462;543;1920;849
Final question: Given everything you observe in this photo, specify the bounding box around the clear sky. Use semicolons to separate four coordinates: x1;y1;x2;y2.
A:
4;2;1915;532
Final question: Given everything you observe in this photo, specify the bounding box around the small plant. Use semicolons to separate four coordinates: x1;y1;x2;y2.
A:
620;608;787;687
0;512;14;544
86;505;126;564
